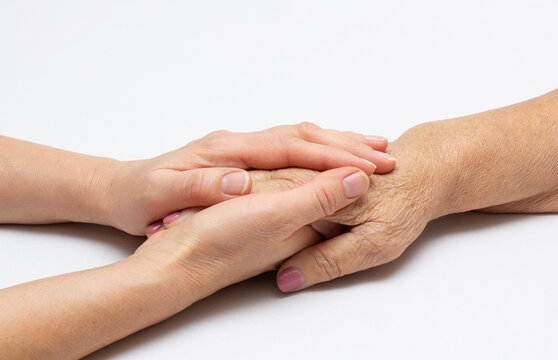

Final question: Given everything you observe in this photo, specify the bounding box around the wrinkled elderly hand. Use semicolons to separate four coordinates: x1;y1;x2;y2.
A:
249;127;445;291
252;90;558;291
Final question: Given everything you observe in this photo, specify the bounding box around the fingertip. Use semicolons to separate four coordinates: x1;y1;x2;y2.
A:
374;150;396;162
364;160;377;175
342;169;370;199
163;211;181;224
371;150;396;174
364;135;389;151
145;220;163;236
276;267;304;292
242;170;253;194
364;135;387;142
221;170;251;195
310;166;369;200
356;158;377;175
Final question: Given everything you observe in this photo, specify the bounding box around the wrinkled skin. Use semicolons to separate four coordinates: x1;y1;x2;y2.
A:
158;125;445;279
155;90;558;291
249;126;444;276
253;115;558;289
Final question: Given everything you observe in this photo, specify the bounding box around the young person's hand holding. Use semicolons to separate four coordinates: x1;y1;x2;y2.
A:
0;167;370;359
0;123;395;235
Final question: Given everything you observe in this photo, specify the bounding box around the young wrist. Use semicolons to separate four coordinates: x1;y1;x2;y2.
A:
130;233;222;307
79;157;124;226
118;254;205;312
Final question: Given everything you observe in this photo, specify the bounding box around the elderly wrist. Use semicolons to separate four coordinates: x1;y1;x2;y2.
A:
390;121;476;219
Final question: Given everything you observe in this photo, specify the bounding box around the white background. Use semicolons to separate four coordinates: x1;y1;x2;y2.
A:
1;1;557;359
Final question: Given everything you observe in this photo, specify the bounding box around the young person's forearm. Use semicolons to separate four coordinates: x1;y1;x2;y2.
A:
0;136;118;225
393;89;558;217
0;256;199;360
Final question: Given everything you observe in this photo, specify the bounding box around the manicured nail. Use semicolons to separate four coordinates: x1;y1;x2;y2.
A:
221;171;249;195
343;172;368;198
277;267;303;292
163;211;181;224
374;150;396;162
145;220;163;235
365;135;387;142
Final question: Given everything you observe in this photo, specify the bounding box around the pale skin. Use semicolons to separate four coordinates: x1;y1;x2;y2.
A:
1;90;558;358
0;167;372;359
0;125;392;359
0;124;393;235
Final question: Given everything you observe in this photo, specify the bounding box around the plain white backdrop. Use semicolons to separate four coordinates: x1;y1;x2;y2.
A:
1;1;557;359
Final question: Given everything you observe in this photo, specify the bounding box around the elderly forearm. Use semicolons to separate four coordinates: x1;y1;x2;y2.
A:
0;136;118;225
395;89;558;217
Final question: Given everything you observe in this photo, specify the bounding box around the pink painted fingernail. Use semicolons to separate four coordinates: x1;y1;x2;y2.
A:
277;267;303;292
374;150;396;162
163;211;181;224
145;220;163;235
365;135;387;142
221;171;249;195
343;172;369;198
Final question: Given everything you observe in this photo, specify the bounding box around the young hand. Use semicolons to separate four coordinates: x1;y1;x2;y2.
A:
133;166;371;299
104;123;394;235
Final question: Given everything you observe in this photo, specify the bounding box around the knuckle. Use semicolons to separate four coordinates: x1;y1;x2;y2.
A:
310;246;343;280
138;172;167;214
313;184;339;217
184;171;210;202
343;130;366;143
326;195;371;225
143;172;163;202
295;121;321;139
352;231;381;258
279;168;318;186
352;225;407;267
200;130;232;146
206;129;231;138
183;138;202;150
343;130;359;137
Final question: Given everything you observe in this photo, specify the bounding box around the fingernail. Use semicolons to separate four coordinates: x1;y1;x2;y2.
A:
374;150;396;162
145;220;163;235
221;171;249;195
365;135;387;142
163;211;181;224
365;160;377;173
343;172;368;198
277;267;303;292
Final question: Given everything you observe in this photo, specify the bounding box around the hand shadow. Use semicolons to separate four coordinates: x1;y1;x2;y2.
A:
85;211;532;359
304;211;533;292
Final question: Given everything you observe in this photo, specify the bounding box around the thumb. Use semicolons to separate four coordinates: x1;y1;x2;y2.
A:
156;167;252;211
275;223;402;293
270;167;370;233
186;167;370;244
